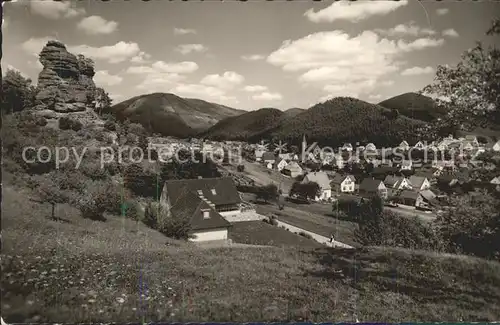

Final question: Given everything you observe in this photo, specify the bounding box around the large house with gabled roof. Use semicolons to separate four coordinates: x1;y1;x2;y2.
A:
159;177;241;242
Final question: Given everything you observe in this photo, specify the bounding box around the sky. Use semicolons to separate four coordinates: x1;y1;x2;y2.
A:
2;0;499;111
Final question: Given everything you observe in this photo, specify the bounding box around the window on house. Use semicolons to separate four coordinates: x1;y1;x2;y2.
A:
211;189;217;195
197;190;203;196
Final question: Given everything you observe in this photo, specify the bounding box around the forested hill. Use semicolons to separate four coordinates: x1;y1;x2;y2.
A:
378;92;447;122
203;97;425;147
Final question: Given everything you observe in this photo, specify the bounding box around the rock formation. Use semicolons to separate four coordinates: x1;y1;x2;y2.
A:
35;40;96;113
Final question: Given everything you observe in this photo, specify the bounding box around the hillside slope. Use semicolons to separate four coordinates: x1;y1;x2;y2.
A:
107;92;245;138
378;92;447;122
2;180;500;322
200;107;285;141
267;97;425;147
283;107;306;119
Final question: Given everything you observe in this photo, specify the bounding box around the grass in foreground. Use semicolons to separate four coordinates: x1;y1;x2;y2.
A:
2;183;500;322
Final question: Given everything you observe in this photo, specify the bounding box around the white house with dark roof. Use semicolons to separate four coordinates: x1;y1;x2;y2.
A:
492;140;500;152
159;177;242;242
413;141;426;150
342;143;353;152
330;174;356;193
282;161;303;178
384;175;412;190
398;141;410;151
365;143;377;152
276;158;288;171
408;175;431;191
301;171;332;201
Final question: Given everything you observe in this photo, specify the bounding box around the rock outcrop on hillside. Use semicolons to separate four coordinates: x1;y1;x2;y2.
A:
35;40;96;113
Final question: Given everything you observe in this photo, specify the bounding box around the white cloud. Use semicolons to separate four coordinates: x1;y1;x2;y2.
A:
174;28;197;35
68;41;142;64
200;71;245;90
241;54;265;61
77;16;118;35
268;30;444;101
243;85;268;92
401;66;434;76
368;94;383;101
175;44;207;55
442;28;459;38
129;60;198;92
28;60;44;71
109;93;124;103
436;8;449;16
22;38;140;64
30;0;85;19
375;22;436;37
21;37;54;56
94;70;123;86
126;66;155;74
127;61;199;74
152;61;199;74
379;80;395;87
136;73;187;91
397;37;445;52
305;0;408;23
171;83;226;99
252;92;283;101
323;79;377;98
130;51;152;64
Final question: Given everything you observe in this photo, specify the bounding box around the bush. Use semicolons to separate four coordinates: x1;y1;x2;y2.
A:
78;196;106;221
58;117;82;131
298;231;313;239
78;182;123;220
80;162;109;181
237;164;245;172
143;202;191;239
104;120;116;131
123;200;141;221
124;164;159;198
97;182;125;216
58;117;72;130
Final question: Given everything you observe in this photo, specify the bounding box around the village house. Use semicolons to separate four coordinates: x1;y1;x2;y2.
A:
276;158;289;171
330;174;356;194
159;177;242;242
365;143;377;152
282;161;303;178
492;140;500;152
384;175;412;190
398;141;410;151
333;154;346;169
397;189;438;209
491;176;500;191
359;178;388;199
301;171;332;201
464;135;479;147
261;152;276;169
278;153;293;160
409;175;431;191
255;148;266;162
342;143;353;152
413;141;426;150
